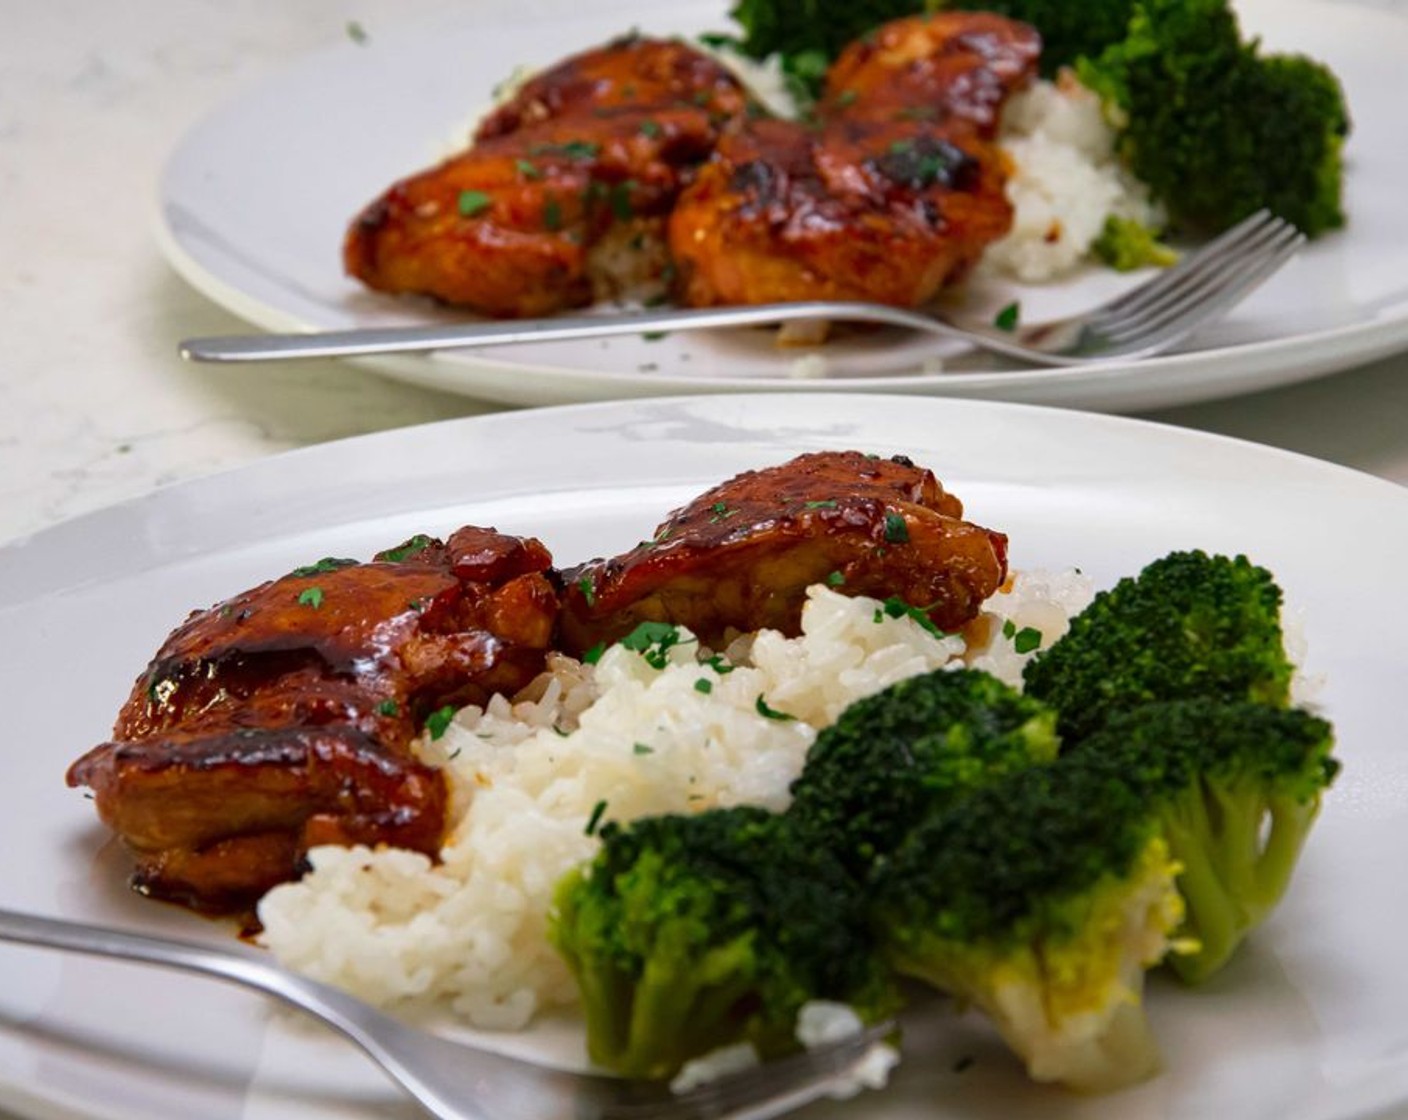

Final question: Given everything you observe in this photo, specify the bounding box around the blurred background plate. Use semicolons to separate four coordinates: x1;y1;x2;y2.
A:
155;0;1408;413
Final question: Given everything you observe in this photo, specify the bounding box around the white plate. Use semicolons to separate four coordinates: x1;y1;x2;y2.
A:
155;0;1408;414
2;394;1408;1120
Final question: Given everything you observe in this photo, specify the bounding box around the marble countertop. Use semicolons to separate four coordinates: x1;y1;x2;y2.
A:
4;0;1407;548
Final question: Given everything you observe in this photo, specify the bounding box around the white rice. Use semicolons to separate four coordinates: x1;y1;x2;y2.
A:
986;72;1164;282
257;571;1093;1029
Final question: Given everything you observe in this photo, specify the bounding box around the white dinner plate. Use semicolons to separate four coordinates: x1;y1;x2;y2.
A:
155;0;1408;414
2;394;1407;1119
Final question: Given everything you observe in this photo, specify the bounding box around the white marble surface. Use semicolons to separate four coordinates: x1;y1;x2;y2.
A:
3;0;1406;549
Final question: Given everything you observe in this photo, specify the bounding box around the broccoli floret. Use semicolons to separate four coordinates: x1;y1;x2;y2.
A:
722;0;922;100
934;0;1138;75
1077;0;1350;237
1022;550;1295;743
1091;214;1178;272
1077;700;1338;984
786;667;1059;877
549;806;897;1079
872;754;1186;1091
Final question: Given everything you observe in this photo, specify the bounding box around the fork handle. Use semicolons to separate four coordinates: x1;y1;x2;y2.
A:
179;303;865;363
0;909;405;1075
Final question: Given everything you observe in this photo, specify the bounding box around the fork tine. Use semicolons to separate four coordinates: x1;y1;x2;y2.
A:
1098;229;1305;357
1094;217;1297;339
598;1022;897;1120
1098;223;1304;346
1091;210;1281;326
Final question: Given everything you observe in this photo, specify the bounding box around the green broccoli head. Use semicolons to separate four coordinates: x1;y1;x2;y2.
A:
1077;700;1338;984
786;667;1059;877
1091;214;1178;272
723;0;919;99
1021;550;1295;743
549;806;896;1079
1077;0;1350;237
872;755;1186;1091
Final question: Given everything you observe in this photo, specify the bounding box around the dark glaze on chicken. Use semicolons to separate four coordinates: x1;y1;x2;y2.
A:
559;451;1008;654
669;14;1041;308
67;527;559;913
345;13;1040;318
69;452;1007;914
344;35;751;318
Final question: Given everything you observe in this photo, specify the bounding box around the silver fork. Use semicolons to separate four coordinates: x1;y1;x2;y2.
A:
0;907;896;1120
179;209;1303;369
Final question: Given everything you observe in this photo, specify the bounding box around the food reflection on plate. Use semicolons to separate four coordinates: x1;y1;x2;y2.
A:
67;448;1337;1098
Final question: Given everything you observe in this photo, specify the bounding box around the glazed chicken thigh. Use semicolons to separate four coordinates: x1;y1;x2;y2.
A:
67;527;559;913
344;35;751;317
669;13;1040;309
560;450;1009;653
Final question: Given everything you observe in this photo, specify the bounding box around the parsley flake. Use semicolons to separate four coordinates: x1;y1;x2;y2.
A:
376;699;400;717
582;641;606;665
458;189;492;217
883;512;910;543
297;587;324;609
291;557;356;578
826;570;846;587
694;678;714;695
994;301;1021;331
577;575;597;607
620;620;692;669
346;20;368;44
424;704;456;740
584;799;609;836
378;534;432;562
755;694;796;721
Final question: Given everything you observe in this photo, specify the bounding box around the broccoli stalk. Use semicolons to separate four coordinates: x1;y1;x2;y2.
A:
1077;700;1338;983
1022;550;1295;743
549;806;896;1079
872;757;1187;1091
785;667;1059;878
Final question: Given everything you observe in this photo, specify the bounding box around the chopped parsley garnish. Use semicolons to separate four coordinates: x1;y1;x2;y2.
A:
291;557;356;577
755;694;796;721
297;587;324;609
577;575;597;607
633;742;655;755
584;799;609;836
703;655;735;674
376;699;400;717
543;198;563;230
529;139;601;161
424;704;456;740
639;119;663;138
345;20;368;44
378;534;432;562
640;330;670;341
515;158;542;179
457;189;492;217
619;620;692;669
694;678;714;695
803;499;838;510
879;596;946;638
709;501;740;523
608;183;635;221
582;641;606;665
1002;619;1043;653
883;512;910;543
994;301;1021;331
